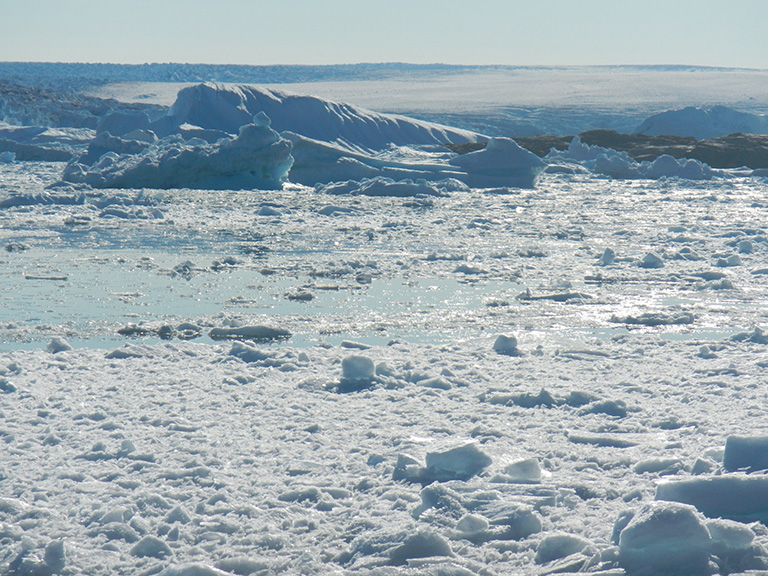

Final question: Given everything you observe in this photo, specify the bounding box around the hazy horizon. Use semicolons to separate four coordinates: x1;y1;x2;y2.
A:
2;0;767;69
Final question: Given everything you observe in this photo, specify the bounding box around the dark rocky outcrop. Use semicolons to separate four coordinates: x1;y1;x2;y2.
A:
690;133;768;169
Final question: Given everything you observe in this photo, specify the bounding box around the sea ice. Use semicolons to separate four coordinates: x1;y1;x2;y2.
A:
317;177;444;197
207;325;291;341
723;436;768;472
617;502;711;575
656;475;768;522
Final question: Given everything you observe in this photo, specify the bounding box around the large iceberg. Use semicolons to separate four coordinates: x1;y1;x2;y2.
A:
60;83;547;190
287;133;545;188
146;82;483;149
634;105;768;140
62;113;293;190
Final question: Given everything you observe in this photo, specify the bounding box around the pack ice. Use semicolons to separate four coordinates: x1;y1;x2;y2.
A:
5;65;768;576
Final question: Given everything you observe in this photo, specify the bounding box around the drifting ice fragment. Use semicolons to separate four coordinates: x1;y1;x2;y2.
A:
337;355;377;393
723;436;768;472
388;531;453;565
393;443;493;484
424;442;492;482
639;253;664;269
493;334;520;356
599;248;615;266
208;325;291;341
157;564;231;576
47;337;73;354
617;502;711;575
656;475;768;522
499;458;542;483
341;355;375;382
535;533;592;564
131;535;173;559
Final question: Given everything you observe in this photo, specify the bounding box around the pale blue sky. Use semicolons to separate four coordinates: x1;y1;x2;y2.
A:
1;0;766;69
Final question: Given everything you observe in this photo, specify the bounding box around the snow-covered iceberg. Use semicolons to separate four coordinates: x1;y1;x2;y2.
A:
287;133;544;188
60;82;547;190
62;113;293;190
634;105;768;140
158;82;483;149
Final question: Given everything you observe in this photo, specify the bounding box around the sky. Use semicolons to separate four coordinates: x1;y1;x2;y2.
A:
1;0;766;69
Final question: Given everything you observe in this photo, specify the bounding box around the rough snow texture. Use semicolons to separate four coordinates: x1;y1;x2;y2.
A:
617;502;711;575
5;67;768;576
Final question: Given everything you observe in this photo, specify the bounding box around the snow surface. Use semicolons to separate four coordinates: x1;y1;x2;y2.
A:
3;65;768;576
